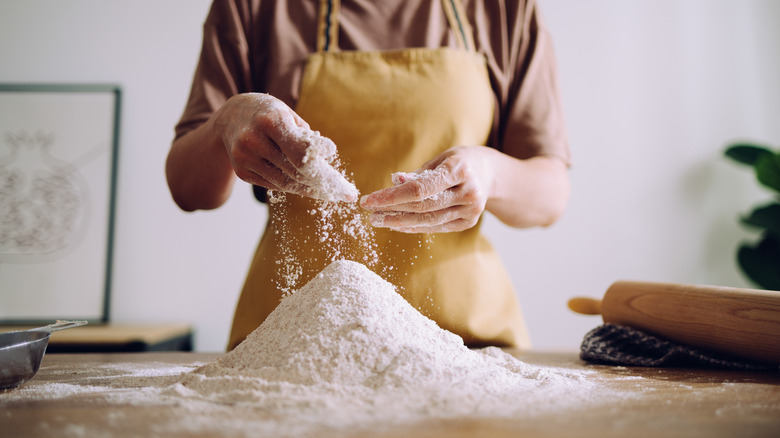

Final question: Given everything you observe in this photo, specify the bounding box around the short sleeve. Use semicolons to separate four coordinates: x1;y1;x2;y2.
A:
174;0;254;141
476;0;571;165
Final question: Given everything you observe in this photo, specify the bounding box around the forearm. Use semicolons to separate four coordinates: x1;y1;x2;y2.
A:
165;117;236;212
485;151;570;228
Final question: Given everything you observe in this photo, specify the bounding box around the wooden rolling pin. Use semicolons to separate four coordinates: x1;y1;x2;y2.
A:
568;281;780;365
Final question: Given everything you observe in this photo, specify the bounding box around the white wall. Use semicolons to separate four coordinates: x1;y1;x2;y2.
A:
1;0;778;351
506;0;780;348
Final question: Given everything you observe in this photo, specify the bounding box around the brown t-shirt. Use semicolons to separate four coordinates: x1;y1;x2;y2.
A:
175;0;570;164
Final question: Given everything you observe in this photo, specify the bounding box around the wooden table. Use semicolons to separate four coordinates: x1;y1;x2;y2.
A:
1;351;778;437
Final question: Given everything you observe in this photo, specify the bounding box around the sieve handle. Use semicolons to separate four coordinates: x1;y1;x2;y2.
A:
30;320;88;334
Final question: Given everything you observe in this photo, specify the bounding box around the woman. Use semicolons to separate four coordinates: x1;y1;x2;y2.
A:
166;0;570;350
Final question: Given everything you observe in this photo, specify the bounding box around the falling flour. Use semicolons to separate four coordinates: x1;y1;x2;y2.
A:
264;117;380;295
269;192;380;297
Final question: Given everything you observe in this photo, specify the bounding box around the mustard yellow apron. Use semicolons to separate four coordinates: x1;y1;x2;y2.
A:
229;0;530;350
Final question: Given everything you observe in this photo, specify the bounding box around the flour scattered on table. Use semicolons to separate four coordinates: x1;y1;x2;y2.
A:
2;261;633;438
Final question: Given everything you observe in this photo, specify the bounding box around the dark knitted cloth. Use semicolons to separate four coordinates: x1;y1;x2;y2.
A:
580;324;778;372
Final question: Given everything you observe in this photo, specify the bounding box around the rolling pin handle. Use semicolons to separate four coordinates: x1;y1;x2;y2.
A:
567;297;603;316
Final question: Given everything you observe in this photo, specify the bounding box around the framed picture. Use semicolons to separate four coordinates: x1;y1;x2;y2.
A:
0;84;121;324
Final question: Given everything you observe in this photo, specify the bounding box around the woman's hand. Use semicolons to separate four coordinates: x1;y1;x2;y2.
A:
215;93;357;202
215;93;320;195
360;146;494;233
360;145;570;233
166;93;356;211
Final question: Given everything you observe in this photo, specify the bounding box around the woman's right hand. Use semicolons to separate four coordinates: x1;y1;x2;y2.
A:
214;93;316;195
167;93;356;211
214;93;358;203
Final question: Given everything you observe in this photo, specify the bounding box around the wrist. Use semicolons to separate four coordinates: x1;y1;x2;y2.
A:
473;145;502;205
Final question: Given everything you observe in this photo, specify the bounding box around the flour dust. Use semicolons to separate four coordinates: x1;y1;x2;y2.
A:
268;189;380;298
265;123;380;296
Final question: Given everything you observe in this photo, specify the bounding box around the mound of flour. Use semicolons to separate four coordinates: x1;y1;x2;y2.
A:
202;259;475;387
173;260;595;428
2;260;620;437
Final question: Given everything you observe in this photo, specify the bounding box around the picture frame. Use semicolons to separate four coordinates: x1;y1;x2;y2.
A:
0;83;121;324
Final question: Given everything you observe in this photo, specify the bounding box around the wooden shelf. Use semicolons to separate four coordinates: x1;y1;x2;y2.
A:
0;323;193;352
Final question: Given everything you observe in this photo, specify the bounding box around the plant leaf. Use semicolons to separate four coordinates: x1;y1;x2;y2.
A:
741;202;780;236
737;234;780;290
755;153;780;193
725;144;773;166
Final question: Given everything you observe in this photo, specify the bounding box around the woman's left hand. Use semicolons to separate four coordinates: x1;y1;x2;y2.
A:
360;145;493;233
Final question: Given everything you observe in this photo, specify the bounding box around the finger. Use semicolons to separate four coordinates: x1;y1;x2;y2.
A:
236;158;302;192
389;218;473;234
265;109;340;185
290;109;311;131
247;169;311;198
367;189;458;213
368;207;464;229
391;171;419;186
361;167;456;209
259;138;303;181
239;171;283;192
247;120;357;202
262;106;311;169
418;153;449;173
232;130;302;184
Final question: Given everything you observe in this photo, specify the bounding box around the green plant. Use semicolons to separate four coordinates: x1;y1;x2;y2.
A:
724;143;780;290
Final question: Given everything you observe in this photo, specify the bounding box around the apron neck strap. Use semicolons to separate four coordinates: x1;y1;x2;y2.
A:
316;0;476;52
441;0;475;51
316;0;341;52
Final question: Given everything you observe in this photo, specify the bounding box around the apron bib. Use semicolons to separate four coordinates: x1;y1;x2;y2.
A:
229;0;530;350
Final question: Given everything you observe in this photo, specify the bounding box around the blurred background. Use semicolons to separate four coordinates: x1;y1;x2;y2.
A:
1;0;778;352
